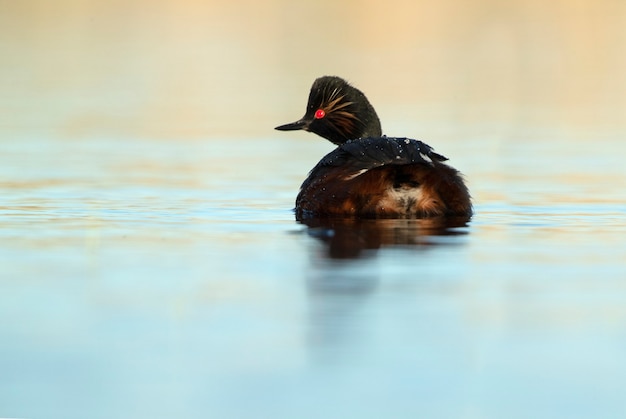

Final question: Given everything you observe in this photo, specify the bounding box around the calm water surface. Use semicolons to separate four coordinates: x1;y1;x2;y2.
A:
2;134;626;418
3;1;626;416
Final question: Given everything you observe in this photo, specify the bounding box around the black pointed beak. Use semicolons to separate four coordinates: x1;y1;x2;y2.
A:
275;118;309;131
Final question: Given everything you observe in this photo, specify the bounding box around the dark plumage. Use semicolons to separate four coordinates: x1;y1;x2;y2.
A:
276;76;472;219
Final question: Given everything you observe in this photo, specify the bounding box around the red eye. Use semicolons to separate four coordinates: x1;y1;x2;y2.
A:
314;109;326;119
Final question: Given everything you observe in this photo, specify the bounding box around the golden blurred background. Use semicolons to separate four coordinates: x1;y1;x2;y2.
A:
2;0;625;139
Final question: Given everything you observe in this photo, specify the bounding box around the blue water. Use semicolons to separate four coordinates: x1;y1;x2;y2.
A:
4;0;626;415
2;135;626;418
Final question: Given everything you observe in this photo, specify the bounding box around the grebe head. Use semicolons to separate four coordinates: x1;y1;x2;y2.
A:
275;76;382;145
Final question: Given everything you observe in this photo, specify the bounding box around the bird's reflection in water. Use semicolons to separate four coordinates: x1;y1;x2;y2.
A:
301;216;471;260
302;216;470;363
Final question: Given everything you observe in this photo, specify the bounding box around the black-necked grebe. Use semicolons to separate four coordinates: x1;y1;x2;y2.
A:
276;76;472;219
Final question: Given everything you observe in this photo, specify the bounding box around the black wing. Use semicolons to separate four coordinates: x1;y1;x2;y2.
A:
316;136;447;173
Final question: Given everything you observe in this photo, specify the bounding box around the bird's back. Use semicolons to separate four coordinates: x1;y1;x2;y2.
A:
296;136;472;219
